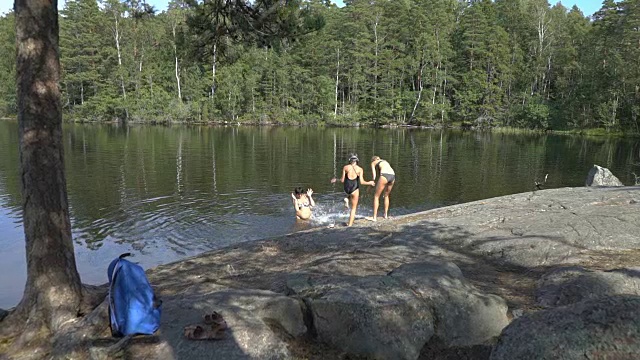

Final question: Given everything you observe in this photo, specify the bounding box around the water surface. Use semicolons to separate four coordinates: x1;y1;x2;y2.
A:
0;121;638;307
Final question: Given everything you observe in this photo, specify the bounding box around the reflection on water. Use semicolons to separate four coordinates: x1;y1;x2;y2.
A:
0;121;638;307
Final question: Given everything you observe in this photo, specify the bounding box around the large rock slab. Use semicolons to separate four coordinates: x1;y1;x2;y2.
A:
585;164;624;186
491;295;640;360
427;187;640;268
536;266;640;307
389;260;509;347
160;287;307;360
289;274;434;360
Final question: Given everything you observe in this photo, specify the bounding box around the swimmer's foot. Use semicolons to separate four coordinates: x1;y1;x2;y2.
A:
365;216;377;222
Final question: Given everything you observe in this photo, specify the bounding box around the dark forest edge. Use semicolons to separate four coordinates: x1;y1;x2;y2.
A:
1;0;640;133
2;116;638;139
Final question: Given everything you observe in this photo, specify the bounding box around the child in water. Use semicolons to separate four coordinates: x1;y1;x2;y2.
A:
291;187;315;220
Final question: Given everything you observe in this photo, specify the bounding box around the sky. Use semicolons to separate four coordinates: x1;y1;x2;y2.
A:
0;0;603;22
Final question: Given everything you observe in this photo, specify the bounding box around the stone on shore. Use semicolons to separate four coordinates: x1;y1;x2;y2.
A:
389;261;509;347
0;308;7;322
585;164;624;186
288;274;434;360
536;266;640;307
490;295;640;360
159;288;307;360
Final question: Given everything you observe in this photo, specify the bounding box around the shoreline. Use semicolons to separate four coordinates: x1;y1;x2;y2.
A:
139;186;639;359
3;116;639;137
2;186;640;359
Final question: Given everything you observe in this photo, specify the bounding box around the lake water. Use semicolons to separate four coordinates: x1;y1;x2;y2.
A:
0;121;638;307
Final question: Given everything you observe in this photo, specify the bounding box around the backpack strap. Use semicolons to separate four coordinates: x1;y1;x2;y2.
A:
109;259;124;337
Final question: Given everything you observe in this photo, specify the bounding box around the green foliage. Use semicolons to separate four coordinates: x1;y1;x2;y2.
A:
0;13;16;117
514;97;550;129
0;0;639;132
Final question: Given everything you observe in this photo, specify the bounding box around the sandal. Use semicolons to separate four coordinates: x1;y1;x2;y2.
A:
183;324;226;340
203;311;227;330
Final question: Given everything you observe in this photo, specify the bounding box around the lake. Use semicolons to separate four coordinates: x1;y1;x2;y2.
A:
0;121;638;308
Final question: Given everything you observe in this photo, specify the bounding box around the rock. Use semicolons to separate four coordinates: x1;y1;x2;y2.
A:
389;261;509;347
536;266;640;307
291;274;434;360
490;295;640;360
161;288;307;360
0;308;7;321
585;164;624;186
511;309;524;319
433;187;640;268
284;272;313;296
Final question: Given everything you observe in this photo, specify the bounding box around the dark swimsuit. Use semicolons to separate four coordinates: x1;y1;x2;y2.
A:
344;165;360;195
376;160;396;183
297;197;310;210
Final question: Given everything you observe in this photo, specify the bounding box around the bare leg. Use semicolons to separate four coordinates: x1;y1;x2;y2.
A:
383;182;394;219
347;189;359;226
344;197;349;209
369;177;387;221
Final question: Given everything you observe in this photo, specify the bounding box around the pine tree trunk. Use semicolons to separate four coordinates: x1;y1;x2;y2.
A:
14;0;82;332
211;43;217;98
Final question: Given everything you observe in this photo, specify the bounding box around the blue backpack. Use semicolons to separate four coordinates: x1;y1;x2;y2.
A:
108;253;162;337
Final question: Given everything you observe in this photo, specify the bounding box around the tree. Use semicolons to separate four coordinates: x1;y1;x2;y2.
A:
1;0;84;351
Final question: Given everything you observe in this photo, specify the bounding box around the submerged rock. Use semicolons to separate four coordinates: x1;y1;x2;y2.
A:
536;266;640;307
491;295;640;360
585;164;624;186
389;261;509;347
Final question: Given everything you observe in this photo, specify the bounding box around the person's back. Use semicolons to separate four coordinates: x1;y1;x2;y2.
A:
368;156;396;221
332;154;374;226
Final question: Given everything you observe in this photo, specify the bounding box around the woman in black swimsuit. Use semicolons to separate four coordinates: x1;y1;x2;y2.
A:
368;156;396;221
331;155;374;226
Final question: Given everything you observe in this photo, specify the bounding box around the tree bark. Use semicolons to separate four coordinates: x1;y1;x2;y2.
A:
14;0;83;333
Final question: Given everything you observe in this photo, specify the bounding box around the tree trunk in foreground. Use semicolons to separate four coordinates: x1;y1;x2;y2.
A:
13;0;83;332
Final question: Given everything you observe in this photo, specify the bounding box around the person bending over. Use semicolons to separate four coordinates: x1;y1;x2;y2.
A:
367;156;396;221
331;154;374;226
291;187;315;220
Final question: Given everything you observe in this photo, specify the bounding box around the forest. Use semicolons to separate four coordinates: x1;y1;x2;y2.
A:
0;0;638;132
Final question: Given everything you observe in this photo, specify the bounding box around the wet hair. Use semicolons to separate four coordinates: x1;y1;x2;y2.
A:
294;187;304;197
371;155;381;163
348;154;359;164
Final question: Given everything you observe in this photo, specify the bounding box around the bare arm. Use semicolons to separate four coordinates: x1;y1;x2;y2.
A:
340;166;347;183
306;189;316;207
371;162;377;181
359;167;375;186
